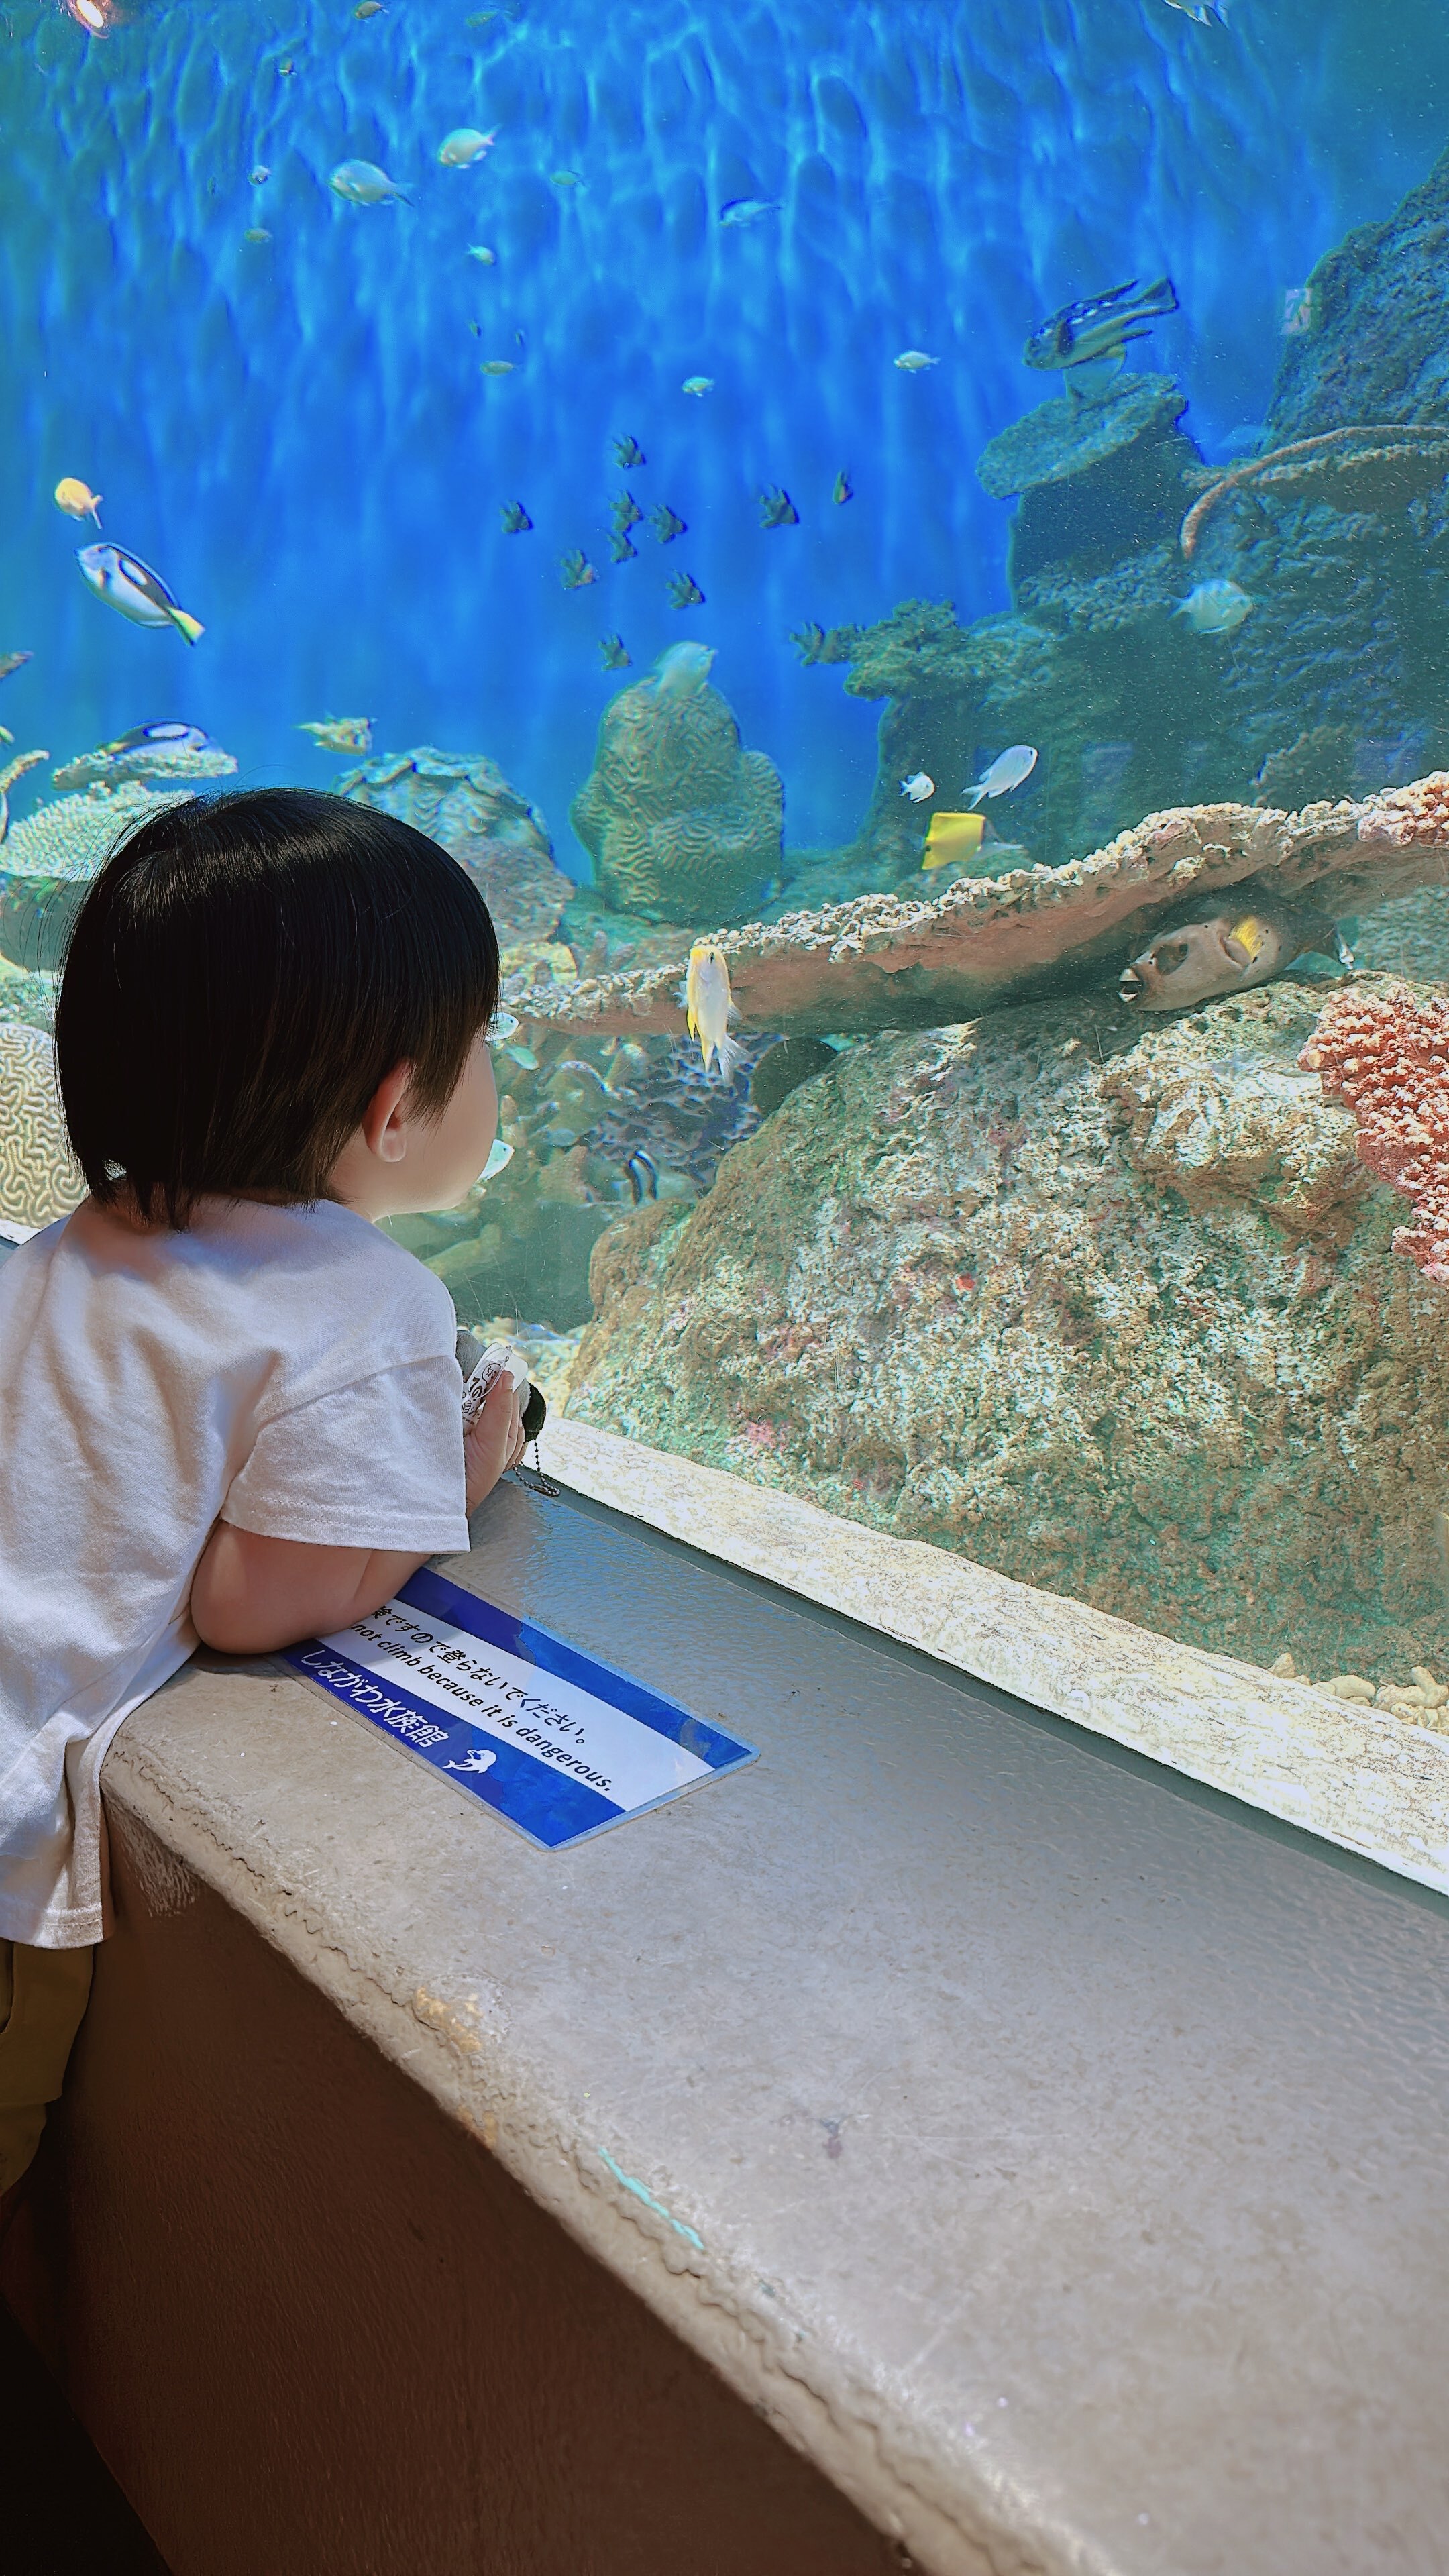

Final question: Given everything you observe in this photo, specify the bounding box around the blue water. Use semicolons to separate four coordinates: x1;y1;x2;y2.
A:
3;0;1448;861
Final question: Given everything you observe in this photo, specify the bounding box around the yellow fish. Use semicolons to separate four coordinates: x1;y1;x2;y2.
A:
54;477;102;527
922;810;985;869
684;941;744;1082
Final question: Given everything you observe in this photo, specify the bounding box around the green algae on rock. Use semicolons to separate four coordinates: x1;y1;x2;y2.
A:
568;975;1449;1687
570;665;783;925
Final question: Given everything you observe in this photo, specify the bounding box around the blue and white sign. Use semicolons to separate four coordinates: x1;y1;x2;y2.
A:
282;1565;758;1851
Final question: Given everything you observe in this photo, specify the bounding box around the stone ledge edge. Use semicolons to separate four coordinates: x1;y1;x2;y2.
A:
541;1420;1449;1898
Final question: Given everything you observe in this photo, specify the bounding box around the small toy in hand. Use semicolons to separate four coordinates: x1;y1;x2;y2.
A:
456;1332;547;1444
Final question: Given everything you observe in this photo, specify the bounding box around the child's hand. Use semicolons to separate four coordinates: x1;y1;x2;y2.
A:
464;1368;527;1513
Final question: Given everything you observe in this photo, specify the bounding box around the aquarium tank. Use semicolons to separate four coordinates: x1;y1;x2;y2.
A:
11;0;1449;1719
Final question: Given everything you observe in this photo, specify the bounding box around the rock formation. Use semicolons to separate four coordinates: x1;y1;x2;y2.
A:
567;974;1449;1688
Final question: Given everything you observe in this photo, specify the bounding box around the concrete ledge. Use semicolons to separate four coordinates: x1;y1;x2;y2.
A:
542;1419;1449;1896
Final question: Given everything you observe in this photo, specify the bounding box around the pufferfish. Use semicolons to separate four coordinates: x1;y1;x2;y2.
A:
1120;896;1353;1010
684;941;744;1082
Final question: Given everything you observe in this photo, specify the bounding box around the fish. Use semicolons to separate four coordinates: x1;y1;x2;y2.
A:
791;621;827;665
894;349;939;372
329;160;410;205
354;1;385;16
500;500;533;533
76;543;204;643
685;941;743;1082
243;227;272;244
1174;578;1254;635
0;654;32;682
551;168;583;189
560;549;600;590
966;744;1038;804
1024;276;1179;376
480;358;517;374
276;58;294;75
599;634;631;671
720;196;780;227
667;572;706;609
608;531;638;564
900;773;934;802
102;721;215;755
614;434;647;468
682;376;714;397
53;478;102;526
467;244;498;264
757;486;799;529
1119;897;1352;1010
438;127;498;167
625;1148;660;1203
1161;0;1230;21
249;164;270;186
832;470;853;506
611;490;644;531
922;811;987;869
297;716;373;753
651;503;688;542
653;641;714;694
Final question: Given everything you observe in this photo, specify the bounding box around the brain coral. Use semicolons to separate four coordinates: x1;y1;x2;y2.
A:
1301;982;1449;1281
0;1024;82;1226
0;783;192;970
570;665;783;925
335;747;571;951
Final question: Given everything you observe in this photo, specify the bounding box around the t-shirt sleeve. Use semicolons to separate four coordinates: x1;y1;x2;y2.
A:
220;1354;470;1552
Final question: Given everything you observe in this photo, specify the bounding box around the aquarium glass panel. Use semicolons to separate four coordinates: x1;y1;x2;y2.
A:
9;0;1449;1717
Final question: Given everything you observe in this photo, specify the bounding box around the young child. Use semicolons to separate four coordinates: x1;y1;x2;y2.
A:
0;786;527;2209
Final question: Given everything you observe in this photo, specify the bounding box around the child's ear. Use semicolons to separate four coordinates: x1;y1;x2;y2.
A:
362;1061;415;1163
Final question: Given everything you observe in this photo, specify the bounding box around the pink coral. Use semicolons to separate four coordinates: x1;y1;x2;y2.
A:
1301;985;1449;1281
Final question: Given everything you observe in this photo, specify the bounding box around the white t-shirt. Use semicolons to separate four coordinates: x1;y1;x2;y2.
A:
0;1195;470;1949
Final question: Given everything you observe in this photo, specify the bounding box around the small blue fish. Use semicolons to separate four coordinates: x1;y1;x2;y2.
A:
561;549;600;590
720;197;780;227
614;434;647;468
832;470;853;506
651;503;688;543
599;634;631;671
667;571;706;609
682;376;714;398
500;500;533;533
1161;0;1231;21
608;530;638;564
757;486;799;529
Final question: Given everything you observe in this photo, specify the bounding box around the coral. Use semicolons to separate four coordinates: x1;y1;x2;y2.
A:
0;1024;81;1227
569;667;783;926
336;747;572;949
569;978;1449;1686
515;773;1449;1044
1180;424;1449;559
50;739;237;794
585;1034;767;1194
1301;982;1449;1281
0;783;192;971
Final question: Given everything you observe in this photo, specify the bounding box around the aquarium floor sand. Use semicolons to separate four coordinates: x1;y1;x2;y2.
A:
541;1419;1449;1896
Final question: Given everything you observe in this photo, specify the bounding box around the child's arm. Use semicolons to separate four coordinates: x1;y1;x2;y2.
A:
191;1372;524;1656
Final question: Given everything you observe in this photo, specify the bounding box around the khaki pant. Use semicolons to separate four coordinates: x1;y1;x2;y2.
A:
0;1939;94;2196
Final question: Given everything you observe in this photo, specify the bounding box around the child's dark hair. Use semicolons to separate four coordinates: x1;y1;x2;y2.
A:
56;786;499;1228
